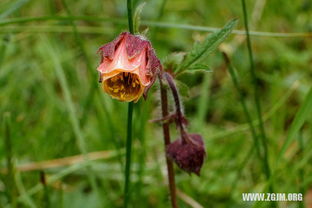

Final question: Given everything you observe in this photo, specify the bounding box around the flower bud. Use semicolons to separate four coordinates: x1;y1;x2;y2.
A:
97;32;161;102
166;133;206;175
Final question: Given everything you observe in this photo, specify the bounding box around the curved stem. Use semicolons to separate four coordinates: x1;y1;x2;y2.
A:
163;72;189;143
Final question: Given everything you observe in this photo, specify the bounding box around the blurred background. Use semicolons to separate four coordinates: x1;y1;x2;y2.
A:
0;0;312;207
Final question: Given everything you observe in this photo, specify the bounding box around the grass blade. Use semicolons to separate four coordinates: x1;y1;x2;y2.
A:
3;113;18;208
0;0;29;19
241;0;272;192
278;87;312;160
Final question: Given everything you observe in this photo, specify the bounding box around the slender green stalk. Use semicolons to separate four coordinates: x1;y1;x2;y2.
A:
124;102;134;208
127;0;134;34
3;113;17;208
240;0;272;192
124;1;135;207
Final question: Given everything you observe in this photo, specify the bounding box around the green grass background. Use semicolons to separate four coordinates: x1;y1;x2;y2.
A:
0;0;312;207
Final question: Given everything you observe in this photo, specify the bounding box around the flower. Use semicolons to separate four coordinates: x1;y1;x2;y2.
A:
166;133;206;175
97;32;161;102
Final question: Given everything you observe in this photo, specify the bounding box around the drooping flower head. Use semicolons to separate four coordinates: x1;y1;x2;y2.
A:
166;133;206;175
97;32;161;102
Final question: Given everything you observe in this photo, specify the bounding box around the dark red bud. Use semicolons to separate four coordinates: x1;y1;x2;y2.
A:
166;133;206;176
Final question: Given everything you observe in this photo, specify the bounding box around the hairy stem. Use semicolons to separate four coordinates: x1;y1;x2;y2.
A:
159;75;178;208
163;72;189;143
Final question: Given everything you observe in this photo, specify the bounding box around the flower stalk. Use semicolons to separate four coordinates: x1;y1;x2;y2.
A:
163;72;188;143
127;0;134;34
125;0;134;207
157;71;206;208
159;75;178;208
162;72;206;176
124;101;134;208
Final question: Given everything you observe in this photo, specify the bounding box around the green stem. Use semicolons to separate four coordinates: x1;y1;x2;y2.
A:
241;0;273;193
127;0;134;34
124;0;134;207
124;102;134;208
3;113;17;208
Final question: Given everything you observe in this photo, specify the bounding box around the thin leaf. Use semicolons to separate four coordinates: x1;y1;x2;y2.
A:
278;87;312;160
177;19;238;73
